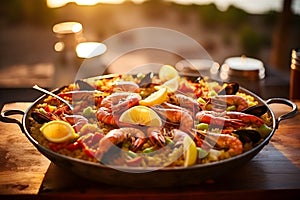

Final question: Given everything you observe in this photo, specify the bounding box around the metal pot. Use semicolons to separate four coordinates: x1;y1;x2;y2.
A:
0;83;297;188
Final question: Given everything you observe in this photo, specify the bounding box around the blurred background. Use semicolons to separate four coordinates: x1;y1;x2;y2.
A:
0;0;300;106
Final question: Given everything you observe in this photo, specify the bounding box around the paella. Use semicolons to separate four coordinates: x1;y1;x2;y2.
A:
28;65;273;169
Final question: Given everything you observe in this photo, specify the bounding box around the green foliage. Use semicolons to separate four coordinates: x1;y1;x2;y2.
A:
222;5;248;27
239;25;264;56
0;0;55;26
197;3;221;28
262;10;279;26
197;4;249;29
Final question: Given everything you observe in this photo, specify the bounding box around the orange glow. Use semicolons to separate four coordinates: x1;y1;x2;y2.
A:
47;0;126;8
52;22;83;34
54;42;65;52
76;42;107;58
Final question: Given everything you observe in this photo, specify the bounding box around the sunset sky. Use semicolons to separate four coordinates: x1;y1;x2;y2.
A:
47;0;300;15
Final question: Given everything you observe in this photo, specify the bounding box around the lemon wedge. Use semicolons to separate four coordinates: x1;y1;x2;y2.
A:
155;77;179;93
139;87;168;106
159;65;179;82
119;105;162;127
183;135;197;167
40;120;78;143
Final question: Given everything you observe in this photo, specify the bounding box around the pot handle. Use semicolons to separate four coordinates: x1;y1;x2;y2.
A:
265;98;298;129
0;109;25;133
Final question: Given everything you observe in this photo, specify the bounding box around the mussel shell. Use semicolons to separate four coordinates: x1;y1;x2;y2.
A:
234;129;261;144
76;80;96;91
31;111;52;124
242;105;268;117
218;82;239;95
138;72;155;87
192;76;204;83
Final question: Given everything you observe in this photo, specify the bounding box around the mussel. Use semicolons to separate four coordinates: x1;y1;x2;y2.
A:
218;82;239;95
31;111;52;124
234;129;261;144
75;79;96;91
138;72;155;88
191;76;204;83
242;105;268;117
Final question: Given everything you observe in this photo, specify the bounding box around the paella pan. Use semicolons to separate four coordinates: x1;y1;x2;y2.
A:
0;65;297;187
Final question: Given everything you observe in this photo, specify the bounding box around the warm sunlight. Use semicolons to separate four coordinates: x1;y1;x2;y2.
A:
76;42;107;58
47;0;126;8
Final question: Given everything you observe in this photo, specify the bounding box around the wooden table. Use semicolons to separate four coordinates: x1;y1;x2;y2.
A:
1;102;300;199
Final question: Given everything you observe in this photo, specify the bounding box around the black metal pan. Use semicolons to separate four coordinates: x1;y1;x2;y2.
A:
0;77;297;188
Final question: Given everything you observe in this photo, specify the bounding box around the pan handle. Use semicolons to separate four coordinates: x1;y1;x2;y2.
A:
265;98;298;129
0;109;25;133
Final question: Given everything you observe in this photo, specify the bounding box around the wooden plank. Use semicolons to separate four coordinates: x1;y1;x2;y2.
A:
38;144;300;197
0;103;51;195
269;102;300;168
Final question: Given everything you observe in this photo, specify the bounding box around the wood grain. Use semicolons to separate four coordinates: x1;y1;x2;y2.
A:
0;103;50;194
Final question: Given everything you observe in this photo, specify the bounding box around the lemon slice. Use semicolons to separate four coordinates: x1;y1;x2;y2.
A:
139;87;168;106
40;120;78;143
155;77;179;93
183;135;197;167
119;105;162;127
159;65;179;82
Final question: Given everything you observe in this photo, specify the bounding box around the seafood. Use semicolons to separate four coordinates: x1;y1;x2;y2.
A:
234;129;261;144
76;79;96;90
226;111;264;127
152;106;194;132
218;82;239;95
138;72;155;87
242;104;268;117
96;107;118;126
64;114;89;131
195;110;264;129
194;130;243;156
100;92;141;111
28;67;274;167
31;111;53;124
147;127;166;147
195;111;245;129
113;81;140;92
210;133;243;156
171;129;190;146
96;92;142;125
175;93;200;116
96;128;146;160
211;95;249;111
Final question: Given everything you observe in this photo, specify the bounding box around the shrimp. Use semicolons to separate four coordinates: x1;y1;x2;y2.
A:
147;127;166;147
171;129;190;146
175;93;200;116
64;114;89;131
194;130;243;157
195;111;245;129
96;92;141;125
152;106;194;132
100;92;141;110
226;111;264;127
95;128;146;161
96;107;118;126
113;81;140;92
209;133;243;156
211;95;248;111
